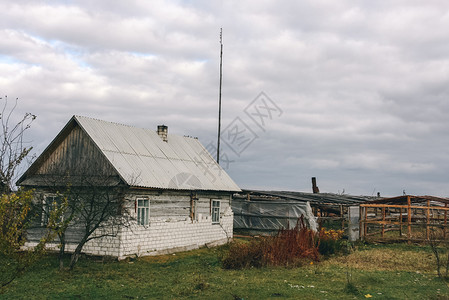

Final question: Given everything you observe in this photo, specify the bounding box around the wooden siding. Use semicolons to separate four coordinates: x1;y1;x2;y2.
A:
36;125;115;176
27;226;85;244
128;189;231;221
20;124;119;187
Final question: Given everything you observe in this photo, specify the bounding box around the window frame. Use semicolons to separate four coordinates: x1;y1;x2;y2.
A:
42;195;62;226
211;199;220;224
137;198;150;226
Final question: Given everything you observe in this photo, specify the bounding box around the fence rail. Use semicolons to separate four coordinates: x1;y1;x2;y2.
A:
359;196;448;241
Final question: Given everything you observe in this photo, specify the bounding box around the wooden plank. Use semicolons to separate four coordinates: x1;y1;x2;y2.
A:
364;206;367;238
364;220;396;225
445;203;448;239
407;196;411;242
426;199;430;240
359;206;363;240
340;205;344;230
361;204;449;211
365;227;399;236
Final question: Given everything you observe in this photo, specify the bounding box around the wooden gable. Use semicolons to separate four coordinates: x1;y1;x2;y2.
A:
17;118;122;187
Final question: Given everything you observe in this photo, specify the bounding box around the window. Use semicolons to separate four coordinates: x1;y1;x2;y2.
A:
211;200;220;224
137;198;149;225
42;195;61;226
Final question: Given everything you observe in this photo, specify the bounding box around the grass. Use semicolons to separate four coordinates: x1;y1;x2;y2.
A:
326;243;436;272
1;242;449;299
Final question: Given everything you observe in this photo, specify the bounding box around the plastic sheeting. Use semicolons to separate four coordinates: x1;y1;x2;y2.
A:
232;199;317;234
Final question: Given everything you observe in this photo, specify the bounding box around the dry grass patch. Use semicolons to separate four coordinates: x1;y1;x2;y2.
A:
138;247;215;264
326;248;435;272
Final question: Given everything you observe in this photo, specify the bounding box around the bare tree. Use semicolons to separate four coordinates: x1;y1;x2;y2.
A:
0;96;36;194
428;227;449;281
40;170;131;270
0;96;46;288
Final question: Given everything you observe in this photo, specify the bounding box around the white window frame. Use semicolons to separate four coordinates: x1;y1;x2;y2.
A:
137;198;149;226
211;199;220;224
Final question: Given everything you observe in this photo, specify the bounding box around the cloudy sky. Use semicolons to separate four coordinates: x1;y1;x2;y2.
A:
1;0;449;197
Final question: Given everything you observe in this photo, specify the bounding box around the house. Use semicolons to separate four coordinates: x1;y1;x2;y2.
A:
17;115;241;259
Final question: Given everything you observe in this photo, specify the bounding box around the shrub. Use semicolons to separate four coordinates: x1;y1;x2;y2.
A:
264;217;320;266
221;239;265;269
318;228;344;256
222;217;320;269
0;189;52;287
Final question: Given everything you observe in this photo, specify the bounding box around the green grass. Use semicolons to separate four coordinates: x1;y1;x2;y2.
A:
1;242;449;299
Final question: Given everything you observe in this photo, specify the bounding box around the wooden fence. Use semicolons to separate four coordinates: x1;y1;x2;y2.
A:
359;196;449;242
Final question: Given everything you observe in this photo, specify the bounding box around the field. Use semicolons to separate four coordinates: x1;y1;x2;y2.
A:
1;242;448;299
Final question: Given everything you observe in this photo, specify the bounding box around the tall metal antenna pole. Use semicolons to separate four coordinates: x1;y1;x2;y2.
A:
217;28;223;164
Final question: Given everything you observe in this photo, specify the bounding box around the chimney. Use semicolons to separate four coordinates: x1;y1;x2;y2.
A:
311;177;320;193
157;125;168;142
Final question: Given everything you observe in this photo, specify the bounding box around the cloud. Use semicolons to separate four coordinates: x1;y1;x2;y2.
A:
1;0;449;196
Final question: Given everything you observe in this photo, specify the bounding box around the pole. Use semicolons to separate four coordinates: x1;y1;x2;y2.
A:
217;28;223;164
426;199;430;240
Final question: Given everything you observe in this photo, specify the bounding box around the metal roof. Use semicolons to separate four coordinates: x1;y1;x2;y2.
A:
363;195;449;205
237;189;378;206
29;115;240;191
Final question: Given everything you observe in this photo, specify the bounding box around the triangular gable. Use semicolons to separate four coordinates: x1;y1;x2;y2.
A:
17;116;124;187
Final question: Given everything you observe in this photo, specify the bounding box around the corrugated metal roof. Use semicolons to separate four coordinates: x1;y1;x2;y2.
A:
75;116;241;192
237;190;377;206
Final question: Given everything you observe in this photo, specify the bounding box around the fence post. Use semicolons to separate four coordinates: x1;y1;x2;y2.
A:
445;203;448;239
426;199;430;240
348;206;360;242
407;196;411;243
359;206;363;240
340;205;344;230
364;206;368;239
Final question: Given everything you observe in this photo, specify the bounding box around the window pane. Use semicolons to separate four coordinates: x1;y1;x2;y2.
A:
138;208;142;225
137;198;149;225
212;200;220;223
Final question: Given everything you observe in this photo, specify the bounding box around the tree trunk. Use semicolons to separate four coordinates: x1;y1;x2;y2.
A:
58;233;66;271
69;237;88;270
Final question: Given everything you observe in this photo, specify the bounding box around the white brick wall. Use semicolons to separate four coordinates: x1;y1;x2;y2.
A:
25;192;234;259
118;210;233;259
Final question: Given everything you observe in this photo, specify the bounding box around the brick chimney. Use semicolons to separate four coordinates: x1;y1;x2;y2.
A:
157;125;168;142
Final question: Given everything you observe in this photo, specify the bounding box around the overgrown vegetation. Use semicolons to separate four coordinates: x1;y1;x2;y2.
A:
222;219;343;269
318;228;344;256
0;190;55;288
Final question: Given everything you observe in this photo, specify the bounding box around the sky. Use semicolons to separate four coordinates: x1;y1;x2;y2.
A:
1;0;449;197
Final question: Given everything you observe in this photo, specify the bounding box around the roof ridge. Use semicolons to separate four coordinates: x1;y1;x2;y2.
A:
74;115;147;131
